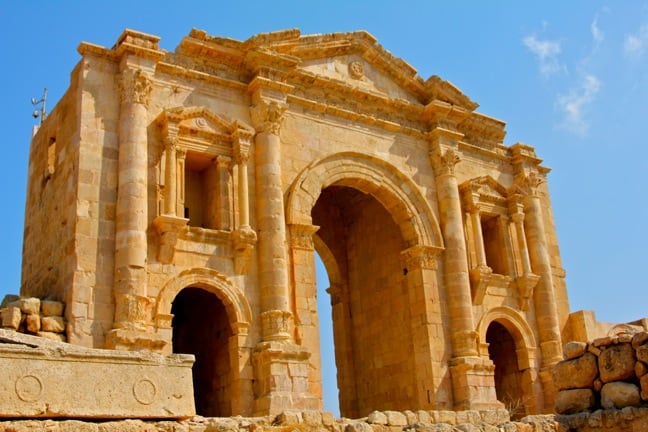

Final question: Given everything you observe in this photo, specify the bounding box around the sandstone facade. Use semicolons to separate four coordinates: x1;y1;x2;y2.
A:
16;28;614;418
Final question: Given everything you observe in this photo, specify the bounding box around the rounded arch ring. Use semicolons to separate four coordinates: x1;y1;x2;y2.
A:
286;152;444;249
155;268;252;334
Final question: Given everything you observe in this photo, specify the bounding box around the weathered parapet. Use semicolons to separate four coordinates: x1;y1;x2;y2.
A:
0;329;195;419
0;409;566;432
0;296;66;342
553;332;648;415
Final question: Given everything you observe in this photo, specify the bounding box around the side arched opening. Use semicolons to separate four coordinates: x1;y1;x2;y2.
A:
479;307;539;419
155;269;253;416
172;286;232;417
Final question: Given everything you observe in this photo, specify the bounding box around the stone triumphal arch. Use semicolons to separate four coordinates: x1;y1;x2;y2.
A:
22;28;574;417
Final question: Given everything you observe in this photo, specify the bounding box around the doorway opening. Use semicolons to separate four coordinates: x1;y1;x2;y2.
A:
172;286;232;416
486;321;525;418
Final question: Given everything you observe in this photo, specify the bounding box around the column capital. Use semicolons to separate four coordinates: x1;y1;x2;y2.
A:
430;146;461;176
513;171;544;198
288;223;320;251
400;245;443;270
250;99;287;135
233;125;254;164
118;68;153;106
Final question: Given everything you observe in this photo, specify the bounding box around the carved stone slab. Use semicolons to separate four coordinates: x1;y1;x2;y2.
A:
0;329;195;419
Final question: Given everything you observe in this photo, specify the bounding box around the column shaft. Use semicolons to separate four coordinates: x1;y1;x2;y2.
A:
164;139;177;216
470;209;487;268
434;169;477;357
524;193;563;365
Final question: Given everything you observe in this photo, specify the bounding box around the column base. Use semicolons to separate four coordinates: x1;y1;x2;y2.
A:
105;328;169;352
252;340;320;415
449;355;504;411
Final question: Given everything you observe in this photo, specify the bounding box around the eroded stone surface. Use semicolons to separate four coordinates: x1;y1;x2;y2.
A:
0;329;194;419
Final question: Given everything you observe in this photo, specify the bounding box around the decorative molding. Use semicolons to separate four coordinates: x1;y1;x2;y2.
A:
152;214;189;264
469;265;493;305
514;171;544;197
430;146;461;176
516;273;541;311
400;245;443;271
232;226;257;275
250;100;286;134
118;68;153;106
349;61;365;79
289;224;320;251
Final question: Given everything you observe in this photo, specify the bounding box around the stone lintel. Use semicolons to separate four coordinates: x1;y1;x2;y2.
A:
0;329;194;419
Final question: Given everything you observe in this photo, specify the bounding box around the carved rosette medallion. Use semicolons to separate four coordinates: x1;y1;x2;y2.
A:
15;374;43;402
349;61;365;79
132;377;157;405
250;100;286;135
118;68;153;106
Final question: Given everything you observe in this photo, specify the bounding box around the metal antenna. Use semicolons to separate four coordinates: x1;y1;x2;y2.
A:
31;88;48;126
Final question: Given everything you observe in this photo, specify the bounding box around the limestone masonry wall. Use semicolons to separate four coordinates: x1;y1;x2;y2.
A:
553;332;648;415
0;296;66;342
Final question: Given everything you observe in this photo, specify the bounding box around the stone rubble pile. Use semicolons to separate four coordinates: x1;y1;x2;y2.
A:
0;409;567;432
0;295;66;342
553;332;648;414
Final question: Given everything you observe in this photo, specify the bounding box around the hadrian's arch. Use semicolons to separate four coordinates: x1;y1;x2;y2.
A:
154;269;252;416
477;306;540;418
286;152;445;417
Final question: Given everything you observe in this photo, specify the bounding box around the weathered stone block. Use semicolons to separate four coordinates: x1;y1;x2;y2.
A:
345;422;373;432
41;301;65;317
25;315;40;333
1;307;21;330
0;294;20;308
563;341;587;360
601;382;640;409
632;332;648;349
8;298;40;315
636;344;648;364
636;361;648;377
36;331;67;342
0;329;194;418
41;316;65;333
552;352;598;390
555;389;595;414
367;411;387;424
599;343;636;383
385;411;407;426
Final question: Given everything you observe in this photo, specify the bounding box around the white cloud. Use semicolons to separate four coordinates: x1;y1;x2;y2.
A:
523;35;563;76
624;24;648;58
591;16;604;47
556;75;602;136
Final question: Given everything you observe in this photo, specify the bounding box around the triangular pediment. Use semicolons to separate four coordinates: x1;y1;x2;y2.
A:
460;175;509;208
178;29;479;110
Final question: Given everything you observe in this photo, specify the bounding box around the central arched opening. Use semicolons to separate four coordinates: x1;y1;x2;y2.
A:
312;185;414;418
486;321;525;418
172;287;233;417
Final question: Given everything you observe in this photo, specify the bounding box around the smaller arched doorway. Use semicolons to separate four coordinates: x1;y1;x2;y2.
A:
486;321;525;418
172;287;232;417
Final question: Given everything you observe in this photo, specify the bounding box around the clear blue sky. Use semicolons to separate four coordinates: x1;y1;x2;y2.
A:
1;1;647;415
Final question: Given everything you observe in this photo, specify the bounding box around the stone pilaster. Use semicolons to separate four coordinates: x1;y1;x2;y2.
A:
105;30;166;351
428;128;477;359
400;245;446;409
251;98;292;338
248;67;317;414
232;127;256;275
429;127;504;411
515;171;562;409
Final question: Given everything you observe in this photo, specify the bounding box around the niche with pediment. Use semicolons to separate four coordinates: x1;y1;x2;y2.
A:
460;176;539;309
153;106;256;270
